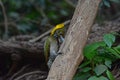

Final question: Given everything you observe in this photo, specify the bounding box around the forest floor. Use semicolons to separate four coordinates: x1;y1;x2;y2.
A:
88;17;120;44
1;17;120;80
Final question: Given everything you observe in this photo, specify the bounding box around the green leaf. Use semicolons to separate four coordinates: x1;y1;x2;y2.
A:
82;67;92;72
105;47;120;58
103;34;115;48
114;45;120;51
103;0;111;7
106;70;115;80
93;56;104;63
113;46;120;55
88;76;108;80
79;61;90;68
94;64;107;76
84;41;106;60
73;72;91;80
88;76;97;80
105;59;112;69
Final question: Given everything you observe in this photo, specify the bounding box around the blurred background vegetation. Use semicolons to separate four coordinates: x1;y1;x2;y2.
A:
0;0;120;40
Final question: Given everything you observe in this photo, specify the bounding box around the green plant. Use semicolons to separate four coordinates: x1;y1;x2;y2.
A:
0;0;74;38
74;33;120;80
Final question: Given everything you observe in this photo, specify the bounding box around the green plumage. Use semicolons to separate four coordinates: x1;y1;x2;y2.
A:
44;36;58;63
44;36;50;63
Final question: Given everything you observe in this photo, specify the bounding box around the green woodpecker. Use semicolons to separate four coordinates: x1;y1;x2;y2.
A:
44;23;65;68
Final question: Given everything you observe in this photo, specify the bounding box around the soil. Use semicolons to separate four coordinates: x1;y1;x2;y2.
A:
88;17;120;44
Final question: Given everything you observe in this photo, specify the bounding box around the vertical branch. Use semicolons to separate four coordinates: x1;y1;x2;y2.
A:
0;0;8;39
46;0;102;80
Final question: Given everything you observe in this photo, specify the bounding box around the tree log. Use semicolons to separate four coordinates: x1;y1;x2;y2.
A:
0;40;46;78
46;0;102;80
0;40;45;63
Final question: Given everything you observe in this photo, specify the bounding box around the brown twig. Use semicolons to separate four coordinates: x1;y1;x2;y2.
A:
0;0;8;39
14;71;47;80
0;22;17;27
9;65;31;80
29;29;52;43
29;20;71;43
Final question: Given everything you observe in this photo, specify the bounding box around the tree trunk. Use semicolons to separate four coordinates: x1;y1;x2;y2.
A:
46;0;102;80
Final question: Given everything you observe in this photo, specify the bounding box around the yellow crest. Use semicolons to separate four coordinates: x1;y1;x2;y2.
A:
51;23;64;36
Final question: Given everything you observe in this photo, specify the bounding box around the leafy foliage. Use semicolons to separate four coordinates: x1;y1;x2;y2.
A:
0;0;120;39
0;0;75;38
74;33;120;80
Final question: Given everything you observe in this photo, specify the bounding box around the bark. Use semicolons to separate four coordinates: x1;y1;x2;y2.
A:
46;0;102;80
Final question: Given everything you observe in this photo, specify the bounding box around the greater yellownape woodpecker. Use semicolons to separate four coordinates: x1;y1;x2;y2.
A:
44;23;65;69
